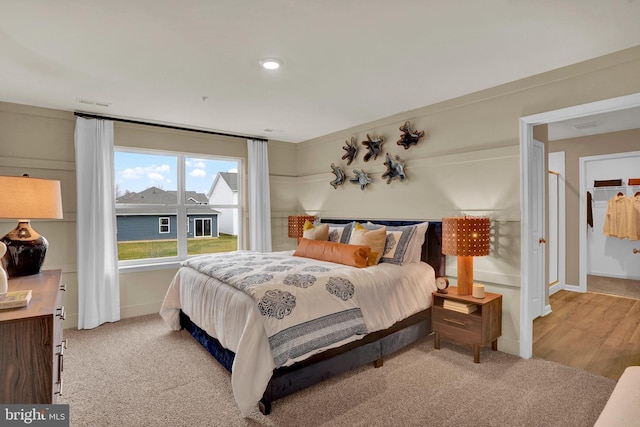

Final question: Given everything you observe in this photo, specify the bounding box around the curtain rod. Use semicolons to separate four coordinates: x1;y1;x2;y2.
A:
73;112;268;142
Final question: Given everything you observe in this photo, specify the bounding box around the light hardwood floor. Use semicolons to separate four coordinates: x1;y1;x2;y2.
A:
533;290;640;380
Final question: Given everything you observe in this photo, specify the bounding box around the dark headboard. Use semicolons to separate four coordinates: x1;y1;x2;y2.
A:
320;219;445;277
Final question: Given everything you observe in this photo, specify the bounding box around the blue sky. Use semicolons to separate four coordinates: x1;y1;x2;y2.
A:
114;151;238;195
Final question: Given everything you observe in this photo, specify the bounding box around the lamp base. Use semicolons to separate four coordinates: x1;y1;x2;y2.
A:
1;220;48;277
456;256;474;296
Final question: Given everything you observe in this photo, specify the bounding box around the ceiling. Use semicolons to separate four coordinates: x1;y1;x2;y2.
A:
1;1;640;143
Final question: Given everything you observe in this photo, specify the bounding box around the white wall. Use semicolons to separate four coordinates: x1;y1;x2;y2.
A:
584;151;640;279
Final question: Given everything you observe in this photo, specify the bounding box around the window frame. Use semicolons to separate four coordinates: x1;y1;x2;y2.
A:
194;217;213;238
115;146;243;272
159;217;170;234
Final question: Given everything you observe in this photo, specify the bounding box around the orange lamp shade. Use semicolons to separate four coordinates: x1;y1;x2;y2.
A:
287;215;315;238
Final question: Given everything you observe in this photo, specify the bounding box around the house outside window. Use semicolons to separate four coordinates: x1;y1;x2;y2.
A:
114;148;241;267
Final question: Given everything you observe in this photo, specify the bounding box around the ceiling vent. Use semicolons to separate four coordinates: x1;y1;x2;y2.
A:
572;120;603;130
77;98;111;108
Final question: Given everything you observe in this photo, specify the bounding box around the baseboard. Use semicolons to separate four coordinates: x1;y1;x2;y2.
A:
62;301;163;330
121;301;163;319
549;281;563;296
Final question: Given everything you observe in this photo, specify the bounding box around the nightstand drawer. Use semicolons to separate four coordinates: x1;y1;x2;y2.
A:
433;307;481;341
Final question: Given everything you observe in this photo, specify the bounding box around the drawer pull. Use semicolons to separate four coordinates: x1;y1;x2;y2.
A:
59;339;67;373
55;378;63;396
56;306;66;320
443;318;466;326
56;352;63;381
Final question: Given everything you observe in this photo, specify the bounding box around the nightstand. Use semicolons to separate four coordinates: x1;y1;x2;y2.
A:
432;286;502;363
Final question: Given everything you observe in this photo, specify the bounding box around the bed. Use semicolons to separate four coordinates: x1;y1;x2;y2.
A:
160;219;444;416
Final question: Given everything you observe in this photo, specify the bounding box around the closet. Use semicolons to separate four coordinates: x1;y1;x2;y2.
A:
583;151;640;280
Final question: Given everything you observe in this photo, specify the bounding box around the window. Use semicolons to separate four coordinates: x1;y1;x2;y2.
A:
159;217;170;233
115;148;241;266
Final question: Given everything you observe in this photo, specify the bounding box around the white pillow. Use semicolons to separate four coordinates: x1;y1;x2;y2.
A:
303;222;329;240
323;222;355;243
349;223;387;265
365;221;429;265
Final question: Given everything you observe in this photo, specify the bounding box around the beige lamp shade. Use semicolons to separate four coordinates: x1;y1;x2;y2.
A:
0;175;63;277
442;217;490;296
0;175;63;219
288;215;315;238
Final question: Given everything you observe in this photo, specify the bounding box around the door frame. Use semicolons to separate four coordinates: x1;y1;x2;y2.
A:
548;151;566;297
519;92;640;358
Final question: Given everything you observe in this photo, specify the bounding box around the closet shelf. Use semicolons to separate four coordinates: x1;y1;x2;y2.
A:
588;185;640;191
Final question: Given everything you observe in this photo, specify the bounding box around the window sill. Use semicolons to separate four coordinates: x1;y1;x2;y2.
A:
118;260;182;274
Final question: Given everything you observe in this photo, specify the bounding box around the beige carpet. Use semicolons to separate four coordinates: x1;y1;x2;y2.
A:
588;274;640;299
60;314;615;427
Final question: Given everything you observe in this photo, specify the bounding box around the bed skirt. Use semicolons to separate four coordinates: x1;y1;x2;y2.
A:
180;308;432;414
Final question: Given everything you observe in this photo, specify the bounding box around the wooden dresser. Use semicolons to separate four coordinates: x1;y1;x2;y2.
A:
0;270;66;403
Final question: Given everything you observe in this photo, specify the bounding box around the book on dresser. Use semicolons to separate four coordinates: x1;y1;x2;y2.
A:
0;289;32;309
443;299;477;314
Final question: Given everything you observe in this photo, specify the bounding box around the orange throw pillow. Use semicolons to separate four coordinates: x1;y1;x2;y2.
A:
293;238;371;268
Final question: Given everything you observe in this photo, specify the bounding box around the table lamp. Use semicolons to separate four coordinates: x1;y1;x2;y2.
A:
442;216;490;295
0;175;63;277
287;215;315;238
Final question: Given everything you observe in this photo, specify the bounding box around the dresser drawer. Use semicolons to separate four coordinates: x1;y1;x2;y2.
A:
433;306;482;343
0;270;63;404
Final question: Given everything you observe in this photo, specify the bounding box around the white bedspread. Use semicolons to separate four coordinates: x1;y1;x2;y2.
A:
160;250;436;416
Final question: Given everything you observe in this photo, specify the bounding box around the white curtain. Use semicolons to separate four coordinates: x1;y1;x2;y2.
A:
74;117;120;329
247;139;272;252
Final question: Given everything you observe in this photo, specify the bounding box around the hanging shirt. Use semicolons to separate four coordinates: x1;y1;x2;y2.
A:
603;194;635;239
632;194;640;241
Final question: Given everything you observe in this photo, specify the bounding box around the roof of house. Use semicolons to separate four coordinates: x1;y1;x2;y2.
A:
218;172;238;192
116;187;209;204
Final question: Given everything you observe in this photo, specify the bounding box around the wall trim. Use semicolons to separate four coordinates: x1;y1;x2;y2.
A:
0;156;75;171
296;145;519;182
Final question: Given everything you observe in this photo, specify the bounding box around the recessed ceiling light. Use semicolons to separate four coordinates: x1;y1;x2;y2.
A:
259;58;282;70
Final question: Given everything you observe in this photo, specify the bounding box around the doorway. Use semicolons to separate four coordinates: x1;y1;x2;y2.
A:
519;92;640;359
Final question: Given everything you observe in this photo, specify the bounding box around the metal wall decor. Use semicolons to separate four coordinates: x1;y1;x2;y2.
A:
381;152;407;183
362;134;385;162
396;121;425;149
342;137;358;165
330;163;347;189
349;169;372;190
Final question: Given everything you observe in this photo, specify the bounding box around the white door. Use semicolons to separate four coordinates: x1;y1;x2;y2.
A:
529;139;546;320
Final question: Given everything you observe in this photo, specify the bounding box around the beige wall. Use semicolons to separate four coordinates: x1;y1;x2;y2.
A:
0;103;297;328
286;46;640;354
1;45;640;355
548;128;640;285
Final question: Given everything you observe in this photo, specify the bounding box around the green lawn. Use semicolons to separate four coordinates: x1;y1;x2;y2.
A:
118;234;238;260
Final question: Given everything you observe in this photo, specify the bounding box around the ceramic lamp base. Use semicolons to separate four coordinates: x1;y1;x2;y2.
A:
1;220;48;277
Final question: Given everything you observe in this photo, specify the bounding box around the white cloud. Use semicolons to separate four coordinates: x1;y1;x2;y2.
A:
148;172;165;182
121;164;171;181
190;169;207;178
228;168;238;173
